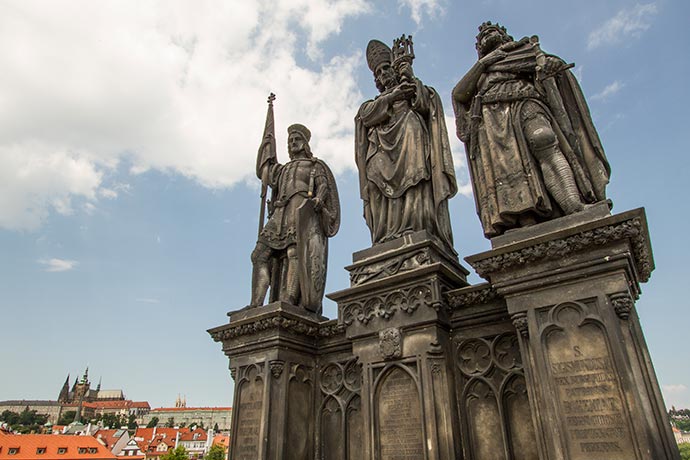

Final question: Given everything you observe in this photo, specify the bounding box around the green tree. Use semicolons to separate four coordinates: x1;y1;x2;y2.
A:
205;444;226;460
213;423;219;432
57;410;77;425
161;445;188;460
679;443;690;460
146;416;159;428
127;413;138;430
166;417;176;428
99;413;124;428
0;409;48;434
1;410;20;426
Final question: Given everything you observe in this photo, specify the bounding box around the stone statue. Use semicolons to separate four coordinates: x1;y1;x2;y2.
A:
250;95;340;315
452;22;611;238
355;35;457;251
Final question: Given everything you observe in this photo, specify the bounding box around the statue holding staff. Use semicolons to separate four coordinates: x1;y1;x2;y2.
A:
250;95;340;315
355;35;457;251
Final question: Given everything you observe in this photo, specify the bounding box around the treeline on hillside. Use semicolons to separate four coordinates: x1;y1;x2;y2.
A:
1;409;48;433
670;408;690;432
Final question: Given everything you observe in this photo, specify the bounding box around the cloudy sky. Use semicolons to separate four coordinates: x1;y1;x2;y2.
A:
1;0;689;410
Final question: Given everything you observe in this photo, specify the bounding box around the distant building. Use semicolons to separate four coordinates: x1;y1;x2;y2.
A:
0;433;116;460
0;368;149;427
673;424;690;444
0;400;63;425
131;427;211;460
140;407;232;432
93;429;130;456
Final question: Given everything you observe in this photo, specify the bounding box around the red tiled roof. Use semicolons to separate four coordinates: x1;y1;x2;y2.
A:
178;428;207;442
212;435;229;447
133;428;180;442
89;401;130;409
0;434;116;460
93;429;125;449
130;402;150;409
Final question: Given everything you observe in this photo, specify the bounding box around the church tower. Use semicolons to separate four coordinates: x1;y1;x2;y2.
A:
58;375;70;403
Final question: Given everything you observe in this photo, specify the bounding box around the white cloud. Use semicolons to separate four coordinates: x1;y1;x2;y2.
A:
0;143;103;230
39;258;78;272
587;3;658;50
0;0;370;230
591;80;625;101
445;114;472;198
398;0;444;26
663;384;690;409
664;384;688;393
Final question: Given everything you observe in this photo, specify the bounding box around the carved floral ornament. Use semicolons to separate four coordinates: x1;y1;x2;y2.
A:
447;285;498;308
456;334;523;378
341;283;434;326
511;312;529;337
209;316;345;342
470;218;652;282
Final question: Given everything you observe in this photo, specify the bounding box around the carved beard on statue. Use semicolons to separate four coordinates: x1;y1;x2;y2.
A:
477;31;510;58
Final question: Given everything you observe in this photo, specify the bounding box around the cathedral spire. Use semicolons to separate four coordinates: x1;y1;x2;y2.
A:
58;374;70;402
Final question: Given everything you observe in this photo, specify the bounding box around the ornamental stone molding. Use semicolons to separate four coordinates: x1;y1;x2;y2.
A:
447;284;498;309
340;282;435;326
269;360;285;379
610;292;634;320
379;327;402;360
349;250;430;286
511;312;529;337
469;217;652;282
209;315;346;342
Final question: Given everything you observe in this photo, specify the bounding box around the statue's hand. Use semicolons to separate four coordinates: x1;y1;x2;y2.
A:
480;49;507;67
542;56;566;76
390;82;416;102
312;197;323;212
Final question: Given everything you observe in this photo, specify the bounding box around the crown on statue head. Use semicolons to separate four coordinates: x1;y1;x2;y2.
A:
392;34;415;63
476;21;511;41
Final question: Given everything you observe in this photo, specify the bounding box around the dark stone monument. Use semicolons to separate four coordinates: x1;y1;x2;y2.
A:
249;94;340;315
209;29;678;460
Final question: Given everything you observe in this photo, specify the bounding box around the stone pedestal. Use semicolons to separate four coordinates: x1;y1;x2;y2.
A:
465;207;679;460
209;209;678;460
328;231;470;460
208;302;327;460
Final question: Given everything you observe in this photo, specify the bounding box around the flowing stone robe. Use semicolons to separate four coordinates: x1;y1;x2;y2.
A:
355;77;457;250
453;39;610;238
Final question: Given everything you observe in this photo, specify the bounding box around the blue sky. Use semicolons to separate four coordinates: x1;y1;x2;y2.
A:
1;0;688;410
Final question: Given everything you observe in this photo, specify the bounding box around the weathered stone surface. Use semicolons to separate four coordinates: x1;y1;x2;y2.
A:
466;207;654;285
453;22;610;238
461;207;678;460
250;96;340;315
356;36;457;251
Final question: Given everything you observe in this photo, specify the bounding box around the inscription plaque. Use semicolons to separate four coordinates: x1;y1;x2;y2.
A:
235;367;264;460
376;367;425;460
545;304;635;459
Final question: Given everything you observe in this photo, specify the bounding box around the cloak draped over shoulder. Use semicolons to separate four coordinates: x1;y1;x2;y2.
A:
453;40;610;237
355;78;457;251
